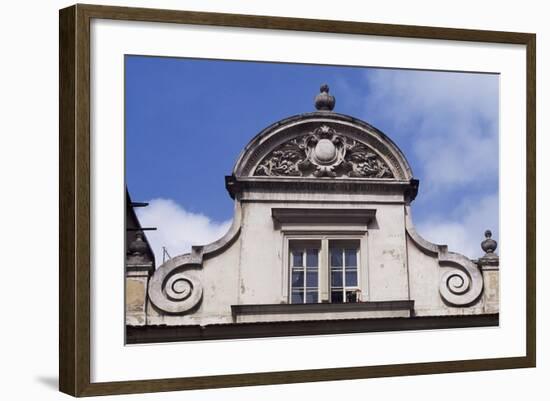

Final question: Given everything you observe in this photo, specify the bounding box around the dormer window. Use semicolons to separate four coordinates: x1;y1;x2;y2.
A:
288;238;363;304
273;208;372;306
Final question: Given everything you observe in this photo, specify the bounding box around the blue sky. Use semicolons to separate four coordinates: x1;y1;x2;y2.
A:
126;55;499;262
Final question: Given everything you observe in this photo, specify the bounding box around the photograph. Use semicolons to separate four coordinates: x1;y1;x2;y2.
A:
52;2;536;397
124;56;500;344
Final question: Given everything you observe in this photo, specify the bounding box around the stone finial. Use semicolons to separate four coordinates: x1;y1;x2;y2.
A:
128;231;148;256
314;84;335;111
481;229;498;258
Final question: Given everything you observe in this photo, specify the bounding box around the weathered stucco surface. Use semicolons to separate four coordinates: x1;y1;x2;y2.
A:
125;271;150;326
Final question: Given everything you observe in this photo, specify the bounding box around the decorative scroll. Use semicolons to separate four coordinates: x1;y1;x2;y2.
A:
405;206;484;307
147;204;243;315
438;253;483;306
254;125;394;178
148;260;203;314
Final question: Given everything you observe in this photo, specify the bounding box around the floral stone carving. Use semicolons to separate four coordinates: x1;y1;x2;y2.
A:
254;125;393;178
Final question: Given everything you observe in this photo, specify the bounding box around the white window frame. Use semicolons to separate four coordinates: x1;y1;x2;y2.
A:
289;241;322;304
328;240;361;303
282;232;369;304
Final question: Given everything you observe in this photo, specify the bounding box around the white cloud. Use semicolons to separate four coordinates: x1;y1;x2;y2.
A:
363;69;499;193
136;198;232;266
415;192;499;258
361;70;499;258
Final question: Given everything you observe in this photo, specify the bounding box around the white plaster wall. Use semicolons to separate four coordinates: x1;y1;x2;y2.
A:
147;191;418;326
147;236;242;326
406;236;444;315
366;204;409;301
237;197;412;305
237;201;285;305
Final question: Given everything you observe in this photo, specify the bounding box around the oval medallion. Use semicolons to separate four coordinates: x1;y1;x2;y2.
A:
314;139;337;163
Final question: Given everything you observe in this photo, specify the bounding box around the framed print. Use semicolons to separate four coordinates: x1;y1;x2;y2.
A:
59;4;536;397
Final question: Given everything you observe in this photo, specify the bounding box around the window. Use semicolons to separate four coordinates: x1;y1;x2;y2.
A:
289;239;361;304
329;241;360;303
290;241;320;304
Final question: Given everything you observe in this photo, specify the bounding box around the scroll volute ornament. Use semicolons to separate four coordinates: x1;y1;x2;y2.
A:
254;125;394;178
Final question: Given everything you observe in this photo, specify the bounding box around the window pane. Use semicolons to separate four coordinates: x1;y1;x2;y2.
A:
292;251;303;267
306;270;318;287
306;249;318;268
305;291;318;303
345;270;358;287
331;270;343;287
291;270;304;287
345;249;357;267
330;248;343;267
291;290;304;304
346;290;359;303
331;290;343;303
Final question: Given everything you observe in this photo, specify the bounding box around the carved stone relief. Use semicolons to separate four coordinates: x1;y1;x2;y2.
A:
254;125;394;178
404;206;484;307
148;260;204;315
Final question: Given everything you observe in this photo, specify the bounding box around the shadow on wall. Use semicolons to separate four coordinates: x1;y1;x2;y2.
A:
35;376;58;391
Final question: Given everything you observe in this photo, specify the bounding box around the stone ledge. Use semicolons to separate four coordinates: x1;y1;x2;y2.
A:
231;300;413;315
271;208;376;225
226;175;417;199
126;313;499;344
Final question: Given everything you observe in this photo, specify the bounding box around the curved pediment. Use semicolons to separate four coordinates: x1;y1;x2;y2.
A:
254;124;394;179
233;113;413;181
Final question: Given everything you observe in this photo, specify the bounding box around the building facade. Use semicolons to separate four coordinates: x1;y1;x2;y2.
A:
126;85;499;343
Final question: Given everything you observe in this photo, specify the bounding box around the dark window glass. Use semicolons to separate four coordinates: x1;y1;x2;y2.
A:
292;251;303;268
306;271;318;287
331;290;343;303
291;290;304;304
306;249;319;268
331;270;343;287
345;249;357;267
305;291;318;303
345;270;358;287
330;248;343;267
292;270;304;287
